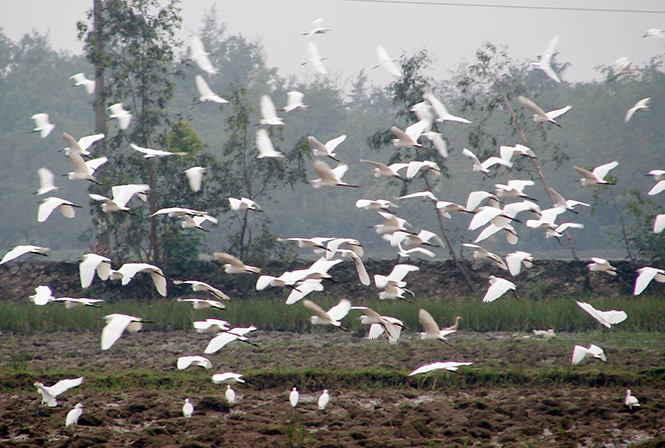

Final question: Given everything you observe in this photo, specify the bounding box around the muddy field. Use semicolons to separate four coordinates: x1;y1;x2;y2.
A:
1;328;663;448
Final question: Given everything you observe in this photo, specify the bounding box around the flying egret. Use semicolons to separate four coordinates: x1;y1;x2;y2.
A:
183;399;194;418
173;279;230;300
373;211;413;236
30;285;55;306
89;184;150;214
304;41;327;75
625;390;640;409
355;198;399;213
62;132;105;157
52;297;103;309
289;387;299;407
302;298;351;330
303;18;330;36
111;263;167;296
375;46;401;77
424;92;471;123
518;96;571;127
66;403;84;426
462;148;513;175
588;258;617;275
351;306;403;344
178;298;226;310
101;314;148;350
418;309;456;343
213;252;261;274
573;161;619;186
318;390;330;410
495;180;537;201
505;251;533;276
31;113;55;138
482;276;518;303
647;171;665;195
310;160;358;188
360;159;407;181
625;97;650;122
325;237;363;259
500;144;536;163
462;243;508;270
606;57;635;82
548;187;590;213
308;134;346;162
374;264;419;297
70;72;96;93
36;168;59;195
256;128;284;158
187;36;216;75
194;75;227;104
177;355;213;370
129;143;186;158
576;301;627;328
211;372;245;384
284;278;324;305
571;344;606;365
193;318;230;334
34;377;84;407
66;153;107;183
654;214;665;233
38;197;80;223
634;266;665;295
204;326;259;354
283;91;308;112
408;361;473;376
184;166;206;192
532;35;561;83
259;95;284;126
226;385;236;405
107;103;132;130
1;245;49;265
390;121;428;149
229;197;262;212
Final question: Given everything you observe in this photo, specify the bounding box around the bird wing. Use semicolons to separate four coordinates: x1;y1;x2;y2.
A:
195;75;216;98
482;278;515;303
571;345;588;365
634;267;660;295
592;161;619;181
587;344;606;361
313;160;336;182
376;46;401;76
518;96;548;119
302;299;331;321
78;133;105;151
38;197;72;222
48;377;84;397
546;105;572;121
418;308;441;335
327;299;351;321
389;264;419;282
325;134;347;152
204;332;239;354
256;129;283;158
111;184;150;208
101;314;135;350
285;279;323;305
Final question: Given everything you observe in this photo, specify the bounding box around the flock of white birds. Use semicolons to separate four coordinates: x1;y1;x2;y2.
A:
8;19;664;426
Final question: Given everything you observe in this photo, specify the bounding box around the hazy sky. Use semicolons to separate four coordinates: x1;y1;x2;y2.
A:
1;0;664;85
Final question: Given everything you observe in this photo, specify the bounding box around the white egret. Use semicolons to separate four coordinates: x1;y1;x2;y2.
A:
373;211;413;235
310;160;358;188
548;187;590;213
66;153;107;183
52;297;103;309
576;301;627;328
107;103;132;130
285;278;324;305
177;355;213;370
304;42;327;75
226;385;236;405
495;180;536;201
375;46;401;77
213;252;261;274
34;377;84;407
625;97;650;122
424;92;471;123
111;263;167;296
90;184;150;214
648;178;665;196
355;198;399;213
70;72;95;93
66;403;85;426
325;237;363;259
532;329;556;339
500;144;536;163
571;344;606;365
178;298;226;310
337;249;370;286
462;243;507;270
181;166;206;192
1;245;49;265
183;399;194;418
375;264;419;291
256;128;284;158
573;161;619;186
36;168;59;195
187;36;216;75
308;134;346;162
352;306;403;344
259;95;284;126
465;190;499;213
318;390;330;410
173;279;229;300
654;214;665;233
193;318;230;334
532;35;561;83
482;276;518;303
211;372;244;384
30;285;55;306
518;96;571;126
422;131;448;158
390;230;442;252
633;266;665;295
62;132;105;157
101;314;148;350
588;258;617;275
418;309;456;343
606;57;635;82
289;387;299;407
38;197;80;223
408;361;473;376
129;143;186;158
303;18;330;36
390;121;428;149
303;298;351;329
204;326;258;354
283;91;308;112
360;159;408;181
257;257;341;291
194;75;227;104
462;148;513;175
31;113;55;138
229;197;262;212
625;390;640;409
505;251;533;276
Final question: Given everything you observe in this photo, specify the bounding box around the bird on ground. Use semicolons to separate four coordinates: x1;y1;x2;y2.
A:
89;184;150;214
573;161;619;187
408;361;473;376
532;34;561;83
360;159;408;181
211;372;245;384
178;298;226;310
505;251;533;276
213;252;261;274
303;298;351;330
226;385;236;405
30;285;55;306
576;301;627;328
256;128;284;158
1;245;49;265
187;36;216;75
462;243;507;270
194;75;227;104
483;276;518;303
532;329;556;339
184;166;206;192
462;148;513;175
38;197;80;223
62;132;105;157
66;403;84;426
173;280;230;300
229;197;262;212
52;297;103;309
177;355;213;370
183;399;194;418
625;390;640;409
375;46;401;77
34;377;84;407
310;160;358;188
101;314;149;350
625;97;650;122
111;263;167;296
351;306;403;344
588;258;617;275
303;18;330;36
606;57;635;82
418;309;456;343
193;318;230;334
31;113;55;138
304;42;327;75
424;92;471;124
571;344;606;365
518;96;571;127
318;390;330;410
259;95;284;126
70;72;96;93
290;387;299;407
204;326;259;354
308;134;346;162
129;143;186;158
633;266;665;295
283;91;307;112
66;153;107;183
36;168;59;195
500;144;536;163
107;103;132;130
390;121;428;149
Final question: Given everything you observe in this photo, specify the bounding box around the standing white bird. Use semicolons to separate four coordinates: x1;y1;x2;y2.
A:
518;96;571;127
408;361;473;376
36;168;59;195
418;309;456;343
38;197;80;222
187;36;216;75
289;387;299;408
532;35;561;83
256;128;284;158
34;377;84;407
576;301;627;328
89;184;150;214
633;266;665;295
70;73;96;93
101;314;148;350
111;263;167;296
259;95;284;126
318;390;330;410
107;103;132;130
588;258;617;276
573;161;619;186
308;134;346;161
571;344;606;365
375;46;401;77
424;92;471;124
194;75;227;104
304;41;327;75
183;399;194;418
283;91;308;112
625;97;650;122
303;18;330;36
310;160;358;188
303;298;351;329
31;113;55;138
66;403;84;426
482;276;518;303
625;390;640;409
177;355;213;370
184;166;206;192
226;385;236;405
1;245;49;265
